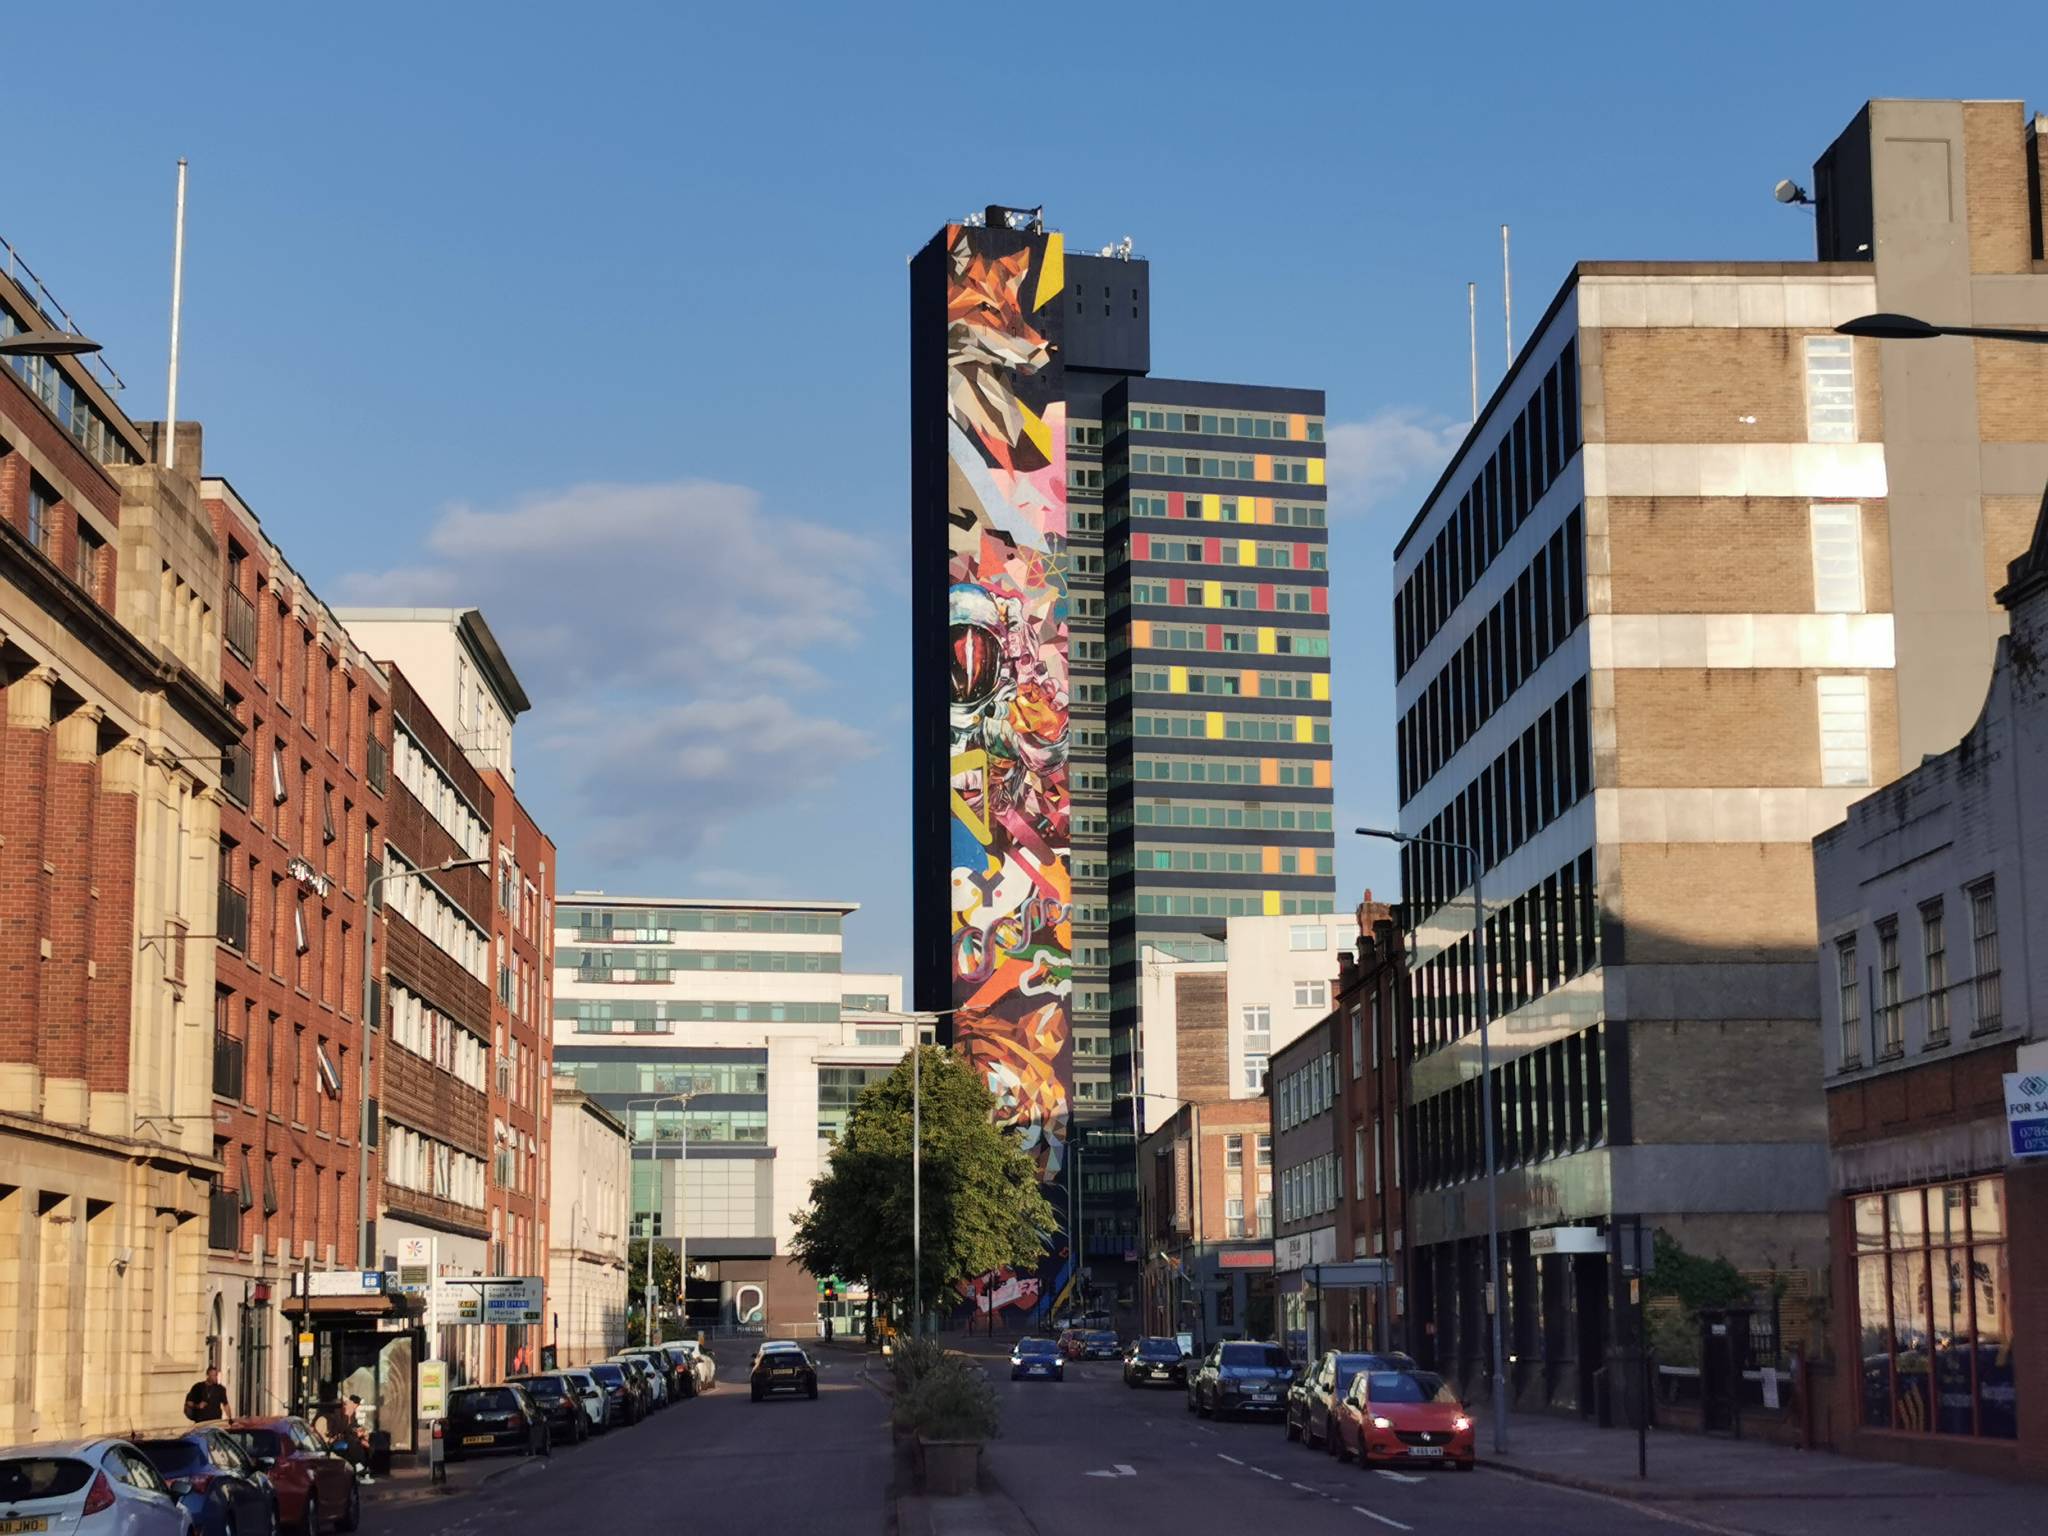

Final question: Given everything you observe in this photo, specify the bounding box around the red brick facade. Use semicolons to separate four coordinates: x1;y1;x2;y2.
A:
1335;899;1407;1344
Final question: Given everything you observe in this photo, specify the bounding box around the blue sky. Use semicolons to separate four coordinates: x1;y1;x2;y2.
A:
6;3;2035;978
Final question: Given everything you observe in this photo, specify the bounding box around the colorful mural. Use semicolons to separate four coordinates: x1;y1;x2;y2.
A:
941;219;1074;1187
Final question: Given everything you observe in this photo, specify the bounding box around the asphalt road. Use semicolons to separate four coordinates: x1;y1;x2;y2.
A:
365;1342;892;1536
976;1344;1708;1536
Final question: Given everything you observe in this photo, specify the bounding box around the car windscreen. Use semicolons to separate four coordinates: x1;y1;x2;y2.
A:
451;1388;518;1413
1221;1343;1291;1371
134;1440;209;1476
1366;1371;1454;1404
1087;1332;1117;1344
1136;1339;1181;1358
1015;1338;1056;1355
0;1458;94;1502
514;1377;565;1398
226;1430;282;1462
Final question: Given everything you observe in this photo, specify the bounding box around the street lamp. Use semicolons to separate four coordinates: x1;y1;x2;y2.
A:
627;1091;700;1346
1356;824;1508;1456
1836;312;2048;346
358;854;489;1268
0;328;101;357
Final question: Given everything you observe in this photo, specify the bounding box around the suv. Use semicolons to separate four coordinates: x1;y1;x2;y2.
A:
1187;1341;1294;1421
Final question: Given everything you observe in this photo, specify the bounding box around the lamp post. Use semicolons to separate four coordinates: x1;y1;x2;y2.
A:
358;855;489;1270
0;329;101;357
627;1092;697;1345
1356;825;1507;1455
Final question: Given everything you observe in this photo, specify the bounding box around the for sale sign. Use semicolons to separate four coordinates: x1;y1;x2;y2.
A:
2003;1073;2048;1158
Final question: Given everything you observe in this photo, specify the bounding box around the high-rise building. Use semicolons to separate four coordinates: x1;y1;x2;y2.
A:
1388;98;2048;1415
549;893;907;1337
912;209;1333;1314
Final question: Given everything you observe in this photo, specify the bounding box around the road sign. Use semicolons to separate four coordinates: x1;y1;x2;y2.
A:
419;1360;448;1418
436;1275;544;1326
395;1237;436;1295
296;1331;314;1359
2004;1073;2048;1158
292;1270;385;1298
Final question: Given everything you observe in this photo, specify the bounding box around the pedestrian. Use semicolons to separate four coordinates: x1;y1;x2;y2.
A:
183;1365;229;1423
336;1396;372;1483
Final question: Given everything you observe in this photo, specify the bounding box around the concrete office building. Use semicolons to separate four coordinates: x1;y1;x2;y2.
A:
1388;98;2048;1416
550;894;906;1337
546;1077;630;1366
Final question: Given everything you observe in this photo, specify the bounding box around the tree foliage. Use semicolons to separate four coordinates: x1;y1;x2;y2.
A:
626;1238;682;1309
791;1046;1055;1309
1649;1230;1752;1315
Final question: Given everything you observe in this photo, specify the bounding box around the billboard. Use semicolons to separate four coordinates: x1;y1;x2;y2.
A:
936;218;1074;1192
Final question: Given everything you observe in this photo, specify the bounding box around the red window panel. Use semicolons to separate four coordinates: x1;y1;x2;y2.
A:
1169;579;1188;606
1257;585;1275;612
1168;492;1186;518
1294;542;1309;570
1206;623;1223;651
1132;533;1149;561
1204;537;1222;564
1312;586;1328;615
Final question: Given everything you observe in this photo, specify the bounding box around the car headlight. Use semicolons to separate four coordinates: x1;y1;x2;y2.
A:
1372;1416;1394;1430
1453;1415;1472;1432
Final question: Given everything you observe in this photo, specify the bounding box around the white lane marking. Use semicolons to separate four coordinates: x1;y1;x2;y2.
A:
1290;1481;1318;1492
1375;1469;1427;1484
1351;1507;1413;1531
1084;1464;1137;1479
1254;1467;1283;1481
1218;1453;1244;1465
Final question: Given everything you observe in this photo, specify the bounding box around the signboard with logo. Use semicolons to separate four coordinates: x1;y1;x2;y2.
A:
1530;1226;1606;1257
2004;1073;2048;1158
418;1360;448;1418
395;1237;436;1295
291;1271;386;1298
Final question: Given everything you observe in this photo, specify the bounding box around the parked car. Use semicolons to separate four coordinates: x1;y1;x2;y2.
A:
507;1375;588;1444
1328;1369;1474;1471
224;1418;358;1536
750;1345;818;1402
622;1346;689;1401
1010;1337;1064;1382
0;1440;192;1536
1122;1336;1190;1389
134;1428;278;1536
1286;1351;1417;1448
552;1369;608;1434
1187;1341;1293;1421
442;1385;550;1461
1081;1330;1121;1361
670;1339;716;1393
584;1363;641;1427
612;1355;667;1409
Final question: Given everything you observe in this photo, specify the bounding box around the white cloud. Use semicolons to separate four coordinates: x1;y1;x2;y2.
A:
1324;408;1470;517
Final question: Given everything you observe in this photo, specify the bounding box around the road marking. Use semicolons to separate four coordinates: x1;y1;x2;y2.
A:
1254;1467;1283;1481
1351;1507;1412;1531
1218;1453;1243;1465
1375;1469;1427;1484
1290;1481;1318;1492
1084;1464;1137;1479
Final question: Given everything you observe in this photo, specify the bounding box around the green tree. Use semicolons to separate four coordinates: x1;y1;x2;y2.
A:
791;1046;1055;1313
626;1238;682;1309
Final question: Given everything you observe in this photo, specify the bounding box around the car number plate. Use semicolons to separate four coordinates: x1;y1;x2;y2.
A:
1408;1446;1445;1457
462;1435;494;1445
1;1520;50;1534
1151;1368;1169;1377
1250;1392;1274;1402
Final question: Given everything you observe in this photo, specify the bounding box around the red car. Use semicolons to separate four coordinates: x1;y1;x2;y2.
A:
225;1417;360;1534
1328;1369;1475;1471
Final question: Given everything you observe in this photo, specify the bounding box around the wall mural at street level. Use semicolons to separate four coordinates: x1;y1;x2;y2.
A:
941;219;1073;1315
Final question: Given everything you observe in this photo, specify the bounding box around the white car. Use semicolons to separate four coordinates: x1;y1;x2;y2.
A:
552;1369;608;1432
0;1440;193;1536
612;1355;668;1408
673;1340;717;1393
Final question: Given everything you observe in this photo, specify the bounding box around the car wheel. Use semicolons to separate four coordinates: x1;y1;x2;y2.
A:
300;1495;319;1536
338;1482;359;1535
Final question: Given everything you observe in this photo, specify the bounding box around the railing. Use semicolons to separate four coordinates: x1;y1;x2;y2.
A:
208;1185;240;1252
366;737;389;796
213;1030;245;1101
225;586;257;663
222;740;253;807
1;233;127;393
217;881;249;953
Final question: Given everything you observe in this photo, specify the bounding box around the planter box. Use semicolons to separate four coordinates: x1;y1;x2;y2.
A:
917;1435;981;1496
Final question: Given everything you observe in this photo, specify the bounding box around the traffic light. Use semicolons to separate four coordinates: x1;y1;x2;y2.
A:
823;1280;839;1303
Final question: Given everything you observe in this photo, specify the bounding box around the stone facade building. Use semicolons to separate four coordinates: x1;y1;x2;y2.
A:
546;1077;628;1365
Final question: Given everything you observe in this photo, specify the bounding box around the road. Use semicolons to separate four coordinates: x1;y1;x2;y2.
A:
365;1342;892;1536
976;1343;1704;1536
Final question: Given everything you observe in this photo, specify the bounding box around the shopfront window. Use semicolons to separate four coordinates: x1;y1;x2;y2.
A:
1853;1178;2014;1439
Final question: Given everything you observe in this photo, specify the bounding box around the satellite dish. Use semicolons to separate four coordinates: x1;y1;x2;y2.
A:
1773;179;1811;206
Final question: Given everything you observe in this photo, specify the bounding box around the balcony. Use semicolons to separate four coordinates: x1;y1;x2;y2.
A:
222;740;253;808
208;1184;241;1252
212;1029;245;1101
366;737;389;796
217;881;249;953
225;586;257;664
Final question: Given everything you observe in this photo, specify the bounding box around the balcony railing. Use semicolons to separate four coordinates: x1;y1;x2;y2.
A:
207;1185;240;1252
212;1029;245;1101
366;737;389;796
225;586;257;664
222;740;253;807
217;881;249;953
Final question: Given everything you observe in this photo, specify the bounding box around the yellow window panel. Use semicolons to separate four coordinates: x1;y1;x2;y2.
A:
1202;579;1222;608
1257;627;1277;655
1294;715;1311;743
1201;493;1222;521
1205;711;1225;739
1168;665;1189;694
1237;539;1256;567
1311;673;1330;702
1307;457;1325;486
1263;890;1283;917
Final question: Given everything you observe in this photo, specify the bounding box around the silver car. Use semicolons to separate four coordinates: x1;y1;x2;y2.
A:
670;1340;717;1393
0;1439;194;1536
552;1369;607;1432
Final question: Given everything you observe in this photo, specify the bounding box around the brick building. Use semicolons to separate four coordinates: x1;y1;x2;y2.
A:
0;263;242;1442
1388;97;2048;1417
1812;496;2048;1472
1139;1096;1274;1343
201;476;392;1418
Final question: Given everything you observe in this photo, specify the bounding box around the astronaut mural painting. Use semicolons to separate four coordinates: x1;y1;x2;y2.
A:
941;217;1074;1190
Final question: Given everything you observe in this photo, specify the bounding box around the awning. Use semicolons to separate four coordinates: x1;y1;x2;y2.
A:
282;1293;423;1320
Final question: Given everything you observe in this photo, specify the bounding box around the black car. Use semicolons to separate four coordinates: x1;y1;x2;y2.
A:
1187;1341;1294;1421
1285;1351;1418;1448
444;1385;550;1459
134;1427;279;1536
1123;1337;1190;1389
508;1374;589;1444
750;1346;818;1402
1010;1336;1064;1382
1081;1330;1121;1361
586;1362;642;1426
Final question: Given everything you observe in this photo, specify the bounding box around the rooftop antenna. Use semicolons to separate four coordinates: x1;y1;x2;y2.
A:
1467;282;1479;421
164;158;188;470
1501;224;1514;368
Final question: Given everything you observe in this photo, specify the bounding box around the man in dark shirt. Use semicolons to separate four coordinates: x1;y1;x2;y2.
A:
184;1365;229;1422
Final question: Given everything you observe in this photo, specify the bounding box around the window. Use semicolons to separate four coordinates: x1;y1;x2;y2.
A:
270;745;287;806
1226;1198;1246;1239
1256;1133;1271;1167
73;520;102;592
1373;1133;1383;1195
1837;936;1862;1068
1805;335;1856;442
1969;881;2001;1033
1876;919;1902;1058
1817;676;1871;787
292;900;309;957
26;475;56;555
1243;1053;1267;1093
1225;1133;1243;1169
1921;901;1949;1045
1294;979;1327;1009
1354;1126;1366;1190
1289;924;1327;951
1851;1180;2012;1438
1810;504;1864;613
